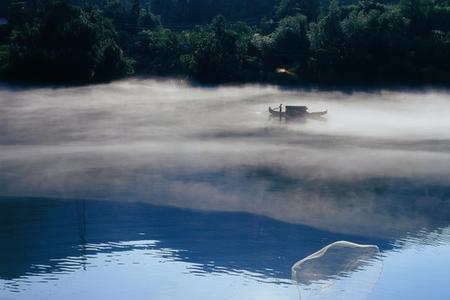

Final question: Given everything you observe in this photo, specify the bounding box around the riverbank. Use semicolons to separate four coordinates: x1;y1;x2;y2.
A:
2;0;450;87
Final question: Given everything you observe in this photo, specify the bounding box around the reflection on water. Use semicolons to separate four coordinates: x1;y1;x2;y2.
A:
0;198;388;282
1;80;450;299
292;241;382;300
0;198;450;300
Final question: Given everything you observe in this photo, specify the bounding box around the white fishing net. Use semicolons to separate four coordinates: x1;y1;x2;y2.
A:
292;241;383;300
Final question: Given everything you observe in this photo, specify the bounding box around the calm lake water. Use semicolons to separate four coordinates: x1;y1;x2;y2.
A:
1;79;450;300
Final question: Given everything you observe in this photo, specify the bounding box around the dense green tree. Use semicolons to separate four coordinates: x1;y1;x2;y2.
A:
102;0;128;25
6;1;131;82
129;0;139;28
309;0;347;82
185;16;244;82
400;0;431;35
275;0;320;20
129;28;180;74
258;14;310;74
139;6;161;30
259;17;277;35
339;6;405;82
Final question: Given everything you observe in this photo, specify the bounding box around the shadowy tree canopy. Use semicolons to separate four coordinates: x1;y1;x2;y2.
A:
5;1;131;82
1;0;450;85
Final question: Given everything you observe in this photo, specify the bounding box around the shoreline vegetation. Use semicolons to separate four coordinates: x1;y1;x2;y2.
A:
0;0;450;86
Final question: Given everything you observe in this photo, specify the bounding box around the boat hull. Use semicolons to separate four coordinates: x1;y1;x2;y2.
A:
269;107;327;119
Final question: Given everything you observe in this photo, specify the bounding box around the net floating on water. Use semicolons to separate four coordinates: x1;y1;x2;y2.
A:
292;241;382;300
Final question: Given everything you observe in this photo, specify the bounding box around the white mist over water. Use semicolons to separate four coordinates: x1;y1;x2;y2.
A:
1;79;450;238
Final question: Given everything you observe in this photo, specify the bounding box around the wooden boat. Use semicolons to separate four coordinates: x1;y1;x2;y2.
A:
269;105;327;119
269;106;286;118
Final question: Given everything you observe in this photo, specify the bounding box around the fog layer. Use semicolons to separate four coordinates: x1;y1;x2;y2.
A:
1;79;450;238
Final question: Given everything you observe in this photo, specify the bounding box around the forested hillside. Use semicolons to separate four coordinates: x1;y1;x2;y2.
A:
1;0;450;84
3;0;290;22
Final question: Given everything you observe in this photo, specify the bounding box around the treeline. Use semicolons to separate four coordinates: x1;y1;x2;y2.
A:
1;0;309;24
1;0;450;84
